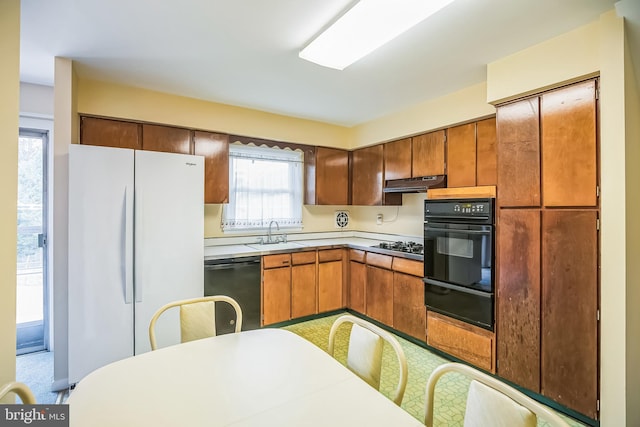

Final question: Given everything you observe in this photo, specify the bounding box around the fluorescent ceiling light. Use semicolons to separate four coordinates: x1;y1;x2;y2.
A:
299;0;455;70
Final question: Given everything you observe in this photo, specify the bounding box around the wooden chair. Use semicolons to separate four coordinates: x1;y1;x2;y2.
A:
328;314;408;405
149;295;243;350
0;381;36;404
424;362;571;427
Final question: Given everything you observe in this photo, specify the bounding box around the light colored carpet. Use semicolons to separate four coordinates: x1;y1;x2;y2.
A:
16;350;58;404
282;313;585;427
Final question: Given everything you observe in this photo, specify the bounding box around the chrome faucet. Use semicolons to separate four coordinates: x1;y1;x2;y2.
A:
267;220;280;243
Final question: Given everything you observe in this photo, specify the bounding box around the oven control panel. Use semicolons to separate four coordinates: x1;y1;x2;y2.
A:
424;198;494;223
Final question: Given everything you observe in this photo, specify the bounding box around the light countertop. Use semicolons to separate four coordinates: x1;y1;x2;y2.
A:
204;235;424;262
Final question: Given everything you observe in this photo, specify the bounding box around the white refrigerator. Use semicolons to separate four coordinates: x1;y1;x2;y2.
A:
68;144;204;384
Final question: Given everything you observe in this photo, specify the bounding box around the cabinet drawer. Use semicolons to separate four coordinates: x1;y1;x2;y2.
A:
318;249;343;263
291;251;316;265
366;253;392;269
427;311;495;373
263;254;291;269
392;257;423;277
349;249;366;263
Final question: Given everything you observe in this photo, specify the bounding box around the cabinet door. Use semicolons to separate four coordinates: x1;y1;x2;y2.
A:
142;124;191;154
291;251;317;318
193;131;229;204
496;209;541;392
351;145;383;206
447;123;476;188
393;272;426;341
412;130;445;177
316;147;349;205
384;138;411;180
80;116;141;149
291;263;317;318
262;266;291;325
318;250;343;312
476;118;497;186
496;98;541;207
427;311;495;373
541;80;597;207
541;210;598;418
349;261;366;314
366;265;393;325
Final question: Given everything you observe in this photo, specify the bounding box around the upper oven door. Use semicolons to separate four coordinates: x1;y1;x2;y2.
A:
424;222;493;292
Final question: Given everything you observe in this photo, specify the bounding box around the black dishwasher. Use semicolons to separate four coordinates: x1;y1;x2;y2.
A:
204;256;261;334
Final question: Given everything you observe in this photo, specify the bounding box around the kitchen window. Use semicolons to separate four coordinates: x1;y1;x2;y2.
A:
222;144;303;232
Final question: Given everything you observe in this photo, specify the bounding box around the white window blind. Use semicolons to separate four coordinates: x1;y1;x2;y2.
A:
222;144;304;231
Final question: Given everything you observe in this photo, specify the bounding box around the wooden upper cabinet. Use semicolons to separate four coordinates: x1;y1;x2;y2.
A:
80;116;141;149
447;123;477;188
384;138;412;181
496;98;541;207
541;80;597;207
352;145;384;206
476;118;497;186
311;147;349;205
193;131;229;204
541;210;598;418
412;130;445;177
496;209;541;392
142;124;191;154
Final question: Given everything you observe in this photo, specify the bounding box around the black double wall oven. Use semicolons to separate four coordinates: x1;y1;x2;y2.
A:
423;198;495;331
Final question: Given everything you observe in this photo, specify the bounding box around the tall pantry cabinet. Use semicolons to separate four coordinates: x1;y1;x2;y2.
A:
496;79;599;419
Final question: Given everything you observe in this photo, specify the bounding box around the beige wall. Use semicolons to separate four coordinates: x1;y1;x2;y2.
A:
77;79;349;149
51;57;77;388
486;21;600;104
0;0;20;401
350;82;495;148
624;23;640;427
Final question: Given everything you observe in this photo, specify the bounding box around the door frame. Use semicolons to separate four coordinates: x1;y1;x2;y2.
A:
17;116;52;354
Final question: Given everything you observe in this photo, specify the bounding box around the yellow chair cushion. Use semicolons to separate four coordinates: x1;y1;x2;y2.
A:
180;301;216;343
464;380;537;427
346;323;384;389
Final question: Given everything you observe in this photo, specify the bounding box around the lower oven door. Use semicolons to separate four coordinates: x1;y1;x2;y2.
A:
424;222;493;291
424;278;494;331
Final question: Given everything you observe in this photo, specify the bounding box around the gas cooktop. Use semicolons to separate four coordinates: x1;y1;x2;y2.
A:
371;241;424;255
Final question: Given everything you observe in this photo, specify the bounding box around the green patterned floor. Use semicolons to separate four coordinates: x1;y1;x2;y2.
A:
282;313;585;427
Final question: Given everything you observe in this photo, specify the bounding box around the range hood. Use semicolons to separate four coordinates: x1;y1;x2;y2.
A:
383;175;446;193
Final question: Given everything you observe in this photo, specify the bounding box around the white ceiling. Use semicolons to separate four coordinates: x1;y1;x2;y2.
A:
20;0;633;127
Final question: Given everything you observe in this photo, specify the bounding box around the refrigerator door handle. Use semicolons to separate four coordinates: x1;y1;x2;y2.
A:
124;185;134;304
134;187;143;303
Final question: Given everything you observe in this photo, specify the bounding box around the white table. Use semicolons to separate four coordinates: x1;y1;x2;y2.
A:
68;329;423;427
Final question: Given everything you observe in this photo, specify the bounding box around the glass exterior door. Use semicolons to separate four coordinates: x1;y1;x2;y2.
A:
16;129;48;354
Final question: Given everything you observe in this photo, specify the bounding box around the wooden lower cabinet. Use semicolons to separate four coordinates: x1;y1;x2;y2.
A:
348;250;366;313
541;210;598;418
393;268;426;341
291;251;317;318
366;264;393;326
427;311;495;373
318;249;344;312
497;209;541;392
262;254;291;325
497;208;599;418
